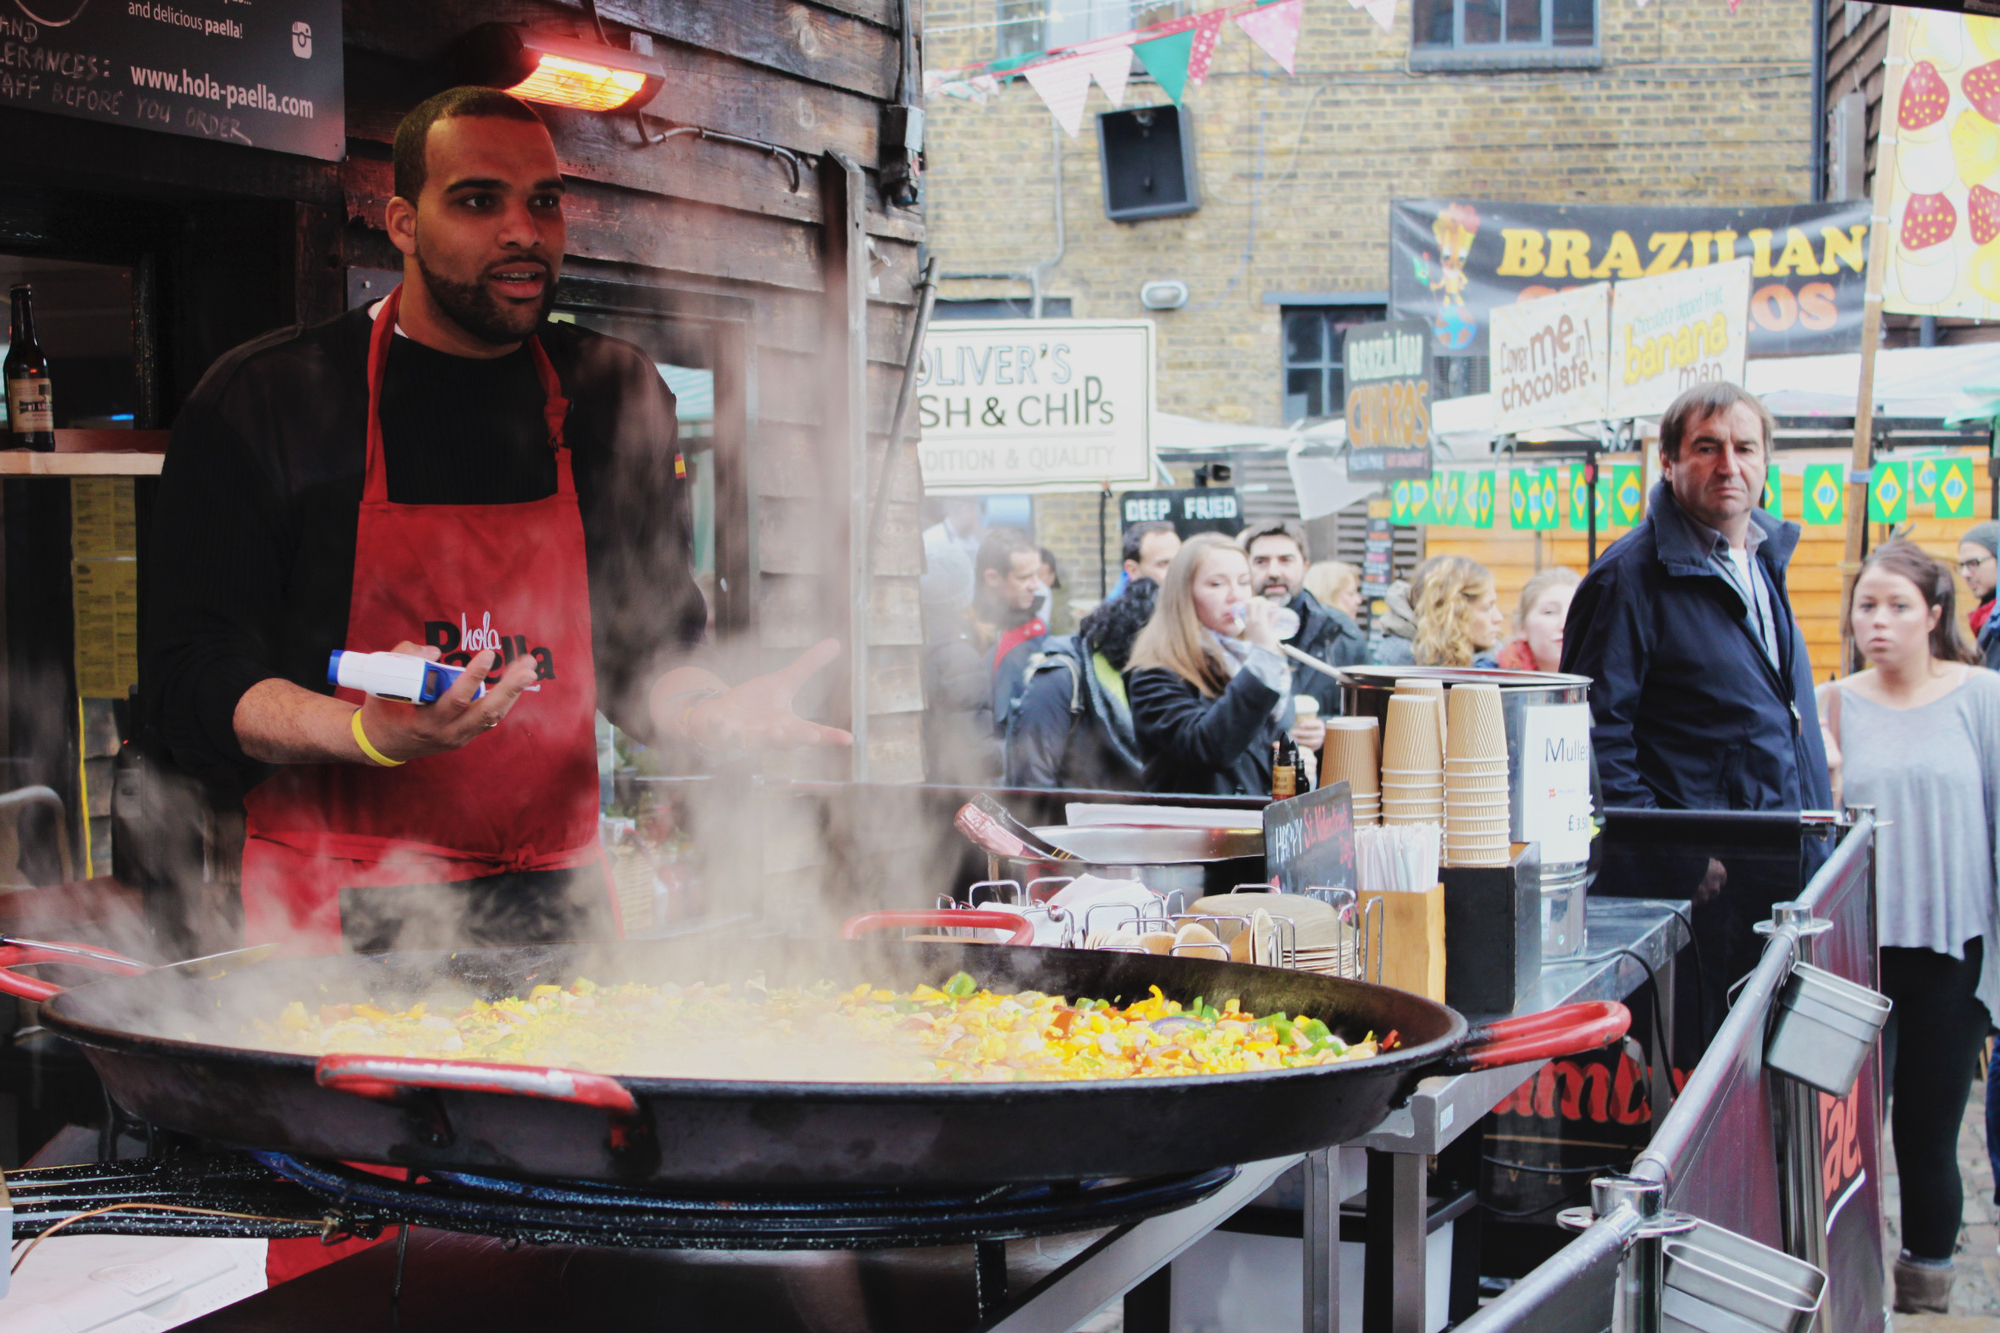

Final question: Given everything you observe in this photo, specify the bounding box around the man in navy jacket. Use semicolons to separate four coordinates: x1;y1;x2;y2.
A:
1562;382;1832;815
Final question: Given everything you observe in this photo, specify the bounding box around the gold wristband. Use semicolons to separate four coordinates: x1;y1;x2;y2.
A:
351;709;404;767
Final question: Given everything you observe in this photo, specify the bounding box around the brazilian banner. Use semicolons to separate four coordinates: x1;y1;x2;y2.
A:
1610;463;1645;525
1803;464;1846;525
1392;480;1416;526
1390;199;1871;359
1869;460;1908;523
1761;471;1784;519
1937;456;1977;518
1410;474;1440;525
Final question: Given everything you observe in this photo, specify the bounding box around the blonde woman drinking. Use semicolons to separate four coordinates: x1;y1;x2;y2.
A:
1817;539;2000;1314
1127;533;1325;795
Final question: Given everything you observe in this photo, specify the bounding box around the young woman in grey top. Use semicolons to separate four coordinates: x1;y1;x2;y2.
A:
1817;539;1999;1315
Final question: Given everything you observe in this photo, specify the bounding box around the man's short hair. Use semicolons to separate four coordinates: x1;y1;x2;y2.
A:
393;87;546;204
1122;520;1175;566
1237;518;1310;562
975;526;1037;580
1658;383;1776;462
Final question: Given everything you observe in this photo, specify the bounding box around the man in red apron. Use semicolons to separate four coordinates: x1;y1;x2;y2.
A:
147;87;847;958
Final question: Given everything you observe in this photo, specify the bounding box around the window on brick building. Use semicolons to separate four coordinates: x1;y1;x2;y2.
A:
997;0;1191;59
1411;0;1596;62
1280;304;1386;423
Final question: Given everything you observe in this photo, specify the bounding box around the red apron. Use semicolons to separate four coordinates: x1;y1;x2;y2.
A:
240;286;609;954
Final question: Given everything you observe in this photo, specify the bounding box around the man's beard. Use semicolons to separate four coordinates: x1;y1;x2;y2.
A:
415;251;556;347
1259;580;1294;601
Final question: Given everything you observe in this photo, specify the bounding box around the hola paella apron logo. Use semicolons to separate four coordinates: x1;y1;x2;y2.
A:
422;612;557;689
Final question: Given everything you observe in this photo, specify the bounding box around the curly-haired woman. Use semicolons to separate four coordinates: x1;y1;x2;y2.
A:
1410;555;1509;668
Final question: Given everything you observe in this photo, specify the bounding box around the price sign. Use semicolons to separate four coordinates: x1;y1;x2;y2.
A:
1264;780;1356;894
1519;704;1592;863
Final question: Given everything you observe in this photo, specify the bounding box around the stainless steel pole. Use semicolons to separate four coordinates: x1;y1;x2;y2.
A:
1304;1148;1341;1333
1765;902;1833;1331
1593;1177;1669;1333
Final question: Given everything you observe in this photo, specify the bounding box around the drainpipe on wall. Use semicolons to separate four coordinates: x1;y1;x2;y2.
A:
941;121;1070;316
1810;0;1828;202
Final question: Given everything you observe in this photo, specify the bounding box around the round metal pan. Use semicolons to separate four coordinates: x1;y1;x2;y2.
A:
15;935;1623;1188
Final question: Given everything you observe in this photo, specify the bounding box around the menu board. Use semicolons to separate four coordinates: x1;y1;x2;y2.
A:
1341;318;1435;482
71;476;137;699
1264;780;1355;894
0;0;343;161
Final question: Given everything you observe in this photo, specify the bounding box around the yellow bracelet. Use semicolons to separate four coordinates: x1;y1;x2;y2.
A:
351;709;404;767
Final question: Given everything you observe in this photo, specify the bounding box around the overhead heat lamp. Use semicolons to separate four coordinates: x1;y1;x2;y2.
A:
453;24;666;114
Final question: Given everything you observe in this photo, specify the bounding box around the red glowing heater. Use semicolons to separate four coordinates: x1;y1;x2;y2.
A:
454;24;666;114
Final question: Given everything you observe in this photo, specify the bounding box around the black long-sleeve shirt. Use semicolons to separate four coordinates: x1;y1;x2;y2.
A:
145;304;705;801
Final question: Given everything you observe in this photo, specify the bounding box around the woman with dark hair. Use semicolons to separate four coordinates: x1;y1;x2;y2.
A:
1816;539;2000;1313
1004;579;1159;790
1125;533;1323;795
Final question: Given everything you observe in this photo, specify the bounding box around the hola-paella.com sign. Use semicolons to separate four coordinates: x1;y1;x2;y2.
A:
916;320;1155;493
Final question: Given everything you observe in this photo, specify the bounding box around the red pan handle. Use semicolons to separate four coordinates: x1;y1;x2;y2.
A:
0;940;147;1002
316;1054;639;1117
841;910;1035;946
1440;1001;1630;1074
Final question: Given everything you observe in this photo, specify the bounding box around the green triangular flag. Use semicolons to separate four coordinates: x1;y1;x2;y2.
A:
1803;464;1844;525
1869;460;1908;523
1938;457;1975;518
1134;29;1197;104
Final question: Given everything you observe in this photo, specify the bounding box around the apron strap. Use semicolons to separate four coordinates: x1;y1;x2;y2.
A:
364;284;574;503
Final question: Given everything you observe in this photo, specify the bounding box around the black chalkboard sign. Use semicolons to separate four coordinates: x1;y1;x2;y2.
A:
1263;780;1356;894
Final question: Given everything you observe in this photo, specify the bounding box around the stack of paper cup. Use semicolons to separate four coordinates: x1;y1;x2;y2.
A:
1382;694;1443;826
1325;717;1381;825
1395;678;1448;758
1444;682;1510;866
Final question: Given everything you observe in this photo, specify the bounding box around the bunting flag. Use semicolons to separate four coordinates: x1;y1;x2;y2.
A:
1133;29;1199;104
1080;44;1132;108
1391;480;1416;526
1937;456;1976;518
1566;466;1612;530
1611;463;1644;525
1913;456;1940;509
1510;467;1560;530
1431;470;1464;527
1353;0;1397;32
1803;464;1845;525
1507;469;1531;528
1761;470;1783;519
1234;0;1303;73
1463;470;1496;528
1022;54;1096;136
1869;460;1908;523
1407;475;1438;525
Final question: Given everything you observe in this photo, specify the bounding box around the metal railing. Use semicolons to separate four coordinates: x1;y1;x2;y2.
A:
1454;811;1880;1333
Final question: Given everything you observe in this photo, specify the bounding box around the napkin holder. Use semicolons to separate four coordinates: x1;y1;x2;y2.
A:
1359;883;1445;1002
1441;842;1542;1016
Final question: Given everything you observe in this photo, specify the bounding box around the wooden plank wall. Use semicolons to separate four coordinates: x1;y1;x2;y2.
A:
1424;450;1995;684
340;0;929;782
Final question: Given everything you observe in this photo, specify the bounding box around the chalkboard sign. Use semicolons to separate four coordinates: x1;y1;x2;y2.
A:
1118;487;1241;540
0;0;344;162
1264;780;1356;894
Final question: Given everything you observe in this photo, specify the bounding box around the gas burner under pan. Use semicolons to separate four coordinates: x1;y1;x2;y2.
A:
252;1153;1239;1250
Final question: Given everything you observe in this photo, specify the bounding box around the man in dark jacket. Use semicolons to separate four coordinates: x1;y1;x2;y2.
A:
1004;579;1158;790
1563;383;1831;814
1956;520;2000;670
1238;519;1365;715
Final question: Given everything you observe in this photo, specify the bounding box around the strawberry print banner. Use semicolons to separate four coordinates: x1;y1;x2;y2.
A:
1882;9;2000;318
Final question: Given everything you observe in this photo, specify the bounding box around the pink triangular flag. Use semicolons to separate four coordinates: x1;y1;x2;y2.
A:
1081;44;1132;108
1186;12;1227;88
1234;0;1303;73
1353;0;1397;33
1023;55;1095;136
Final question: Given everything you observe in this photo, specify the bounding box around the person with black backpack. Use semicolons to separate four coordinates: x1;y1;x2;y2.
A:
1003;579;1159;790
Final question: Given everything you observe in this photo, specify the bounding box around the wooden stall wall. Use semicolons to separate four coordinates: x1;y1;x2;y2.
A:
335;0;930;782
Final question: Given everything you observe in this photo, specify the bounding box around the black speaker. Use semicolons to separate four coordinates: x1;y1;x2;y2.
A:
1097;105;1199;222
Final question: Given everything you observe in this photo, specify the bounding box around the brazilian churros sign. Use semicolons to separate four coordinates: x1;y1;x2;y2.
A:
1391;199;1870;360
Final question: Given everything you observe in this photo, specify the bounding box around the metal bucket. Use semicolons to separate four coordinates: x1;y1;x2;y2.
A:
1764;961;1891;1097
987;825;1266;901
1340;666;1593;954
1662;1219;1827;1333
